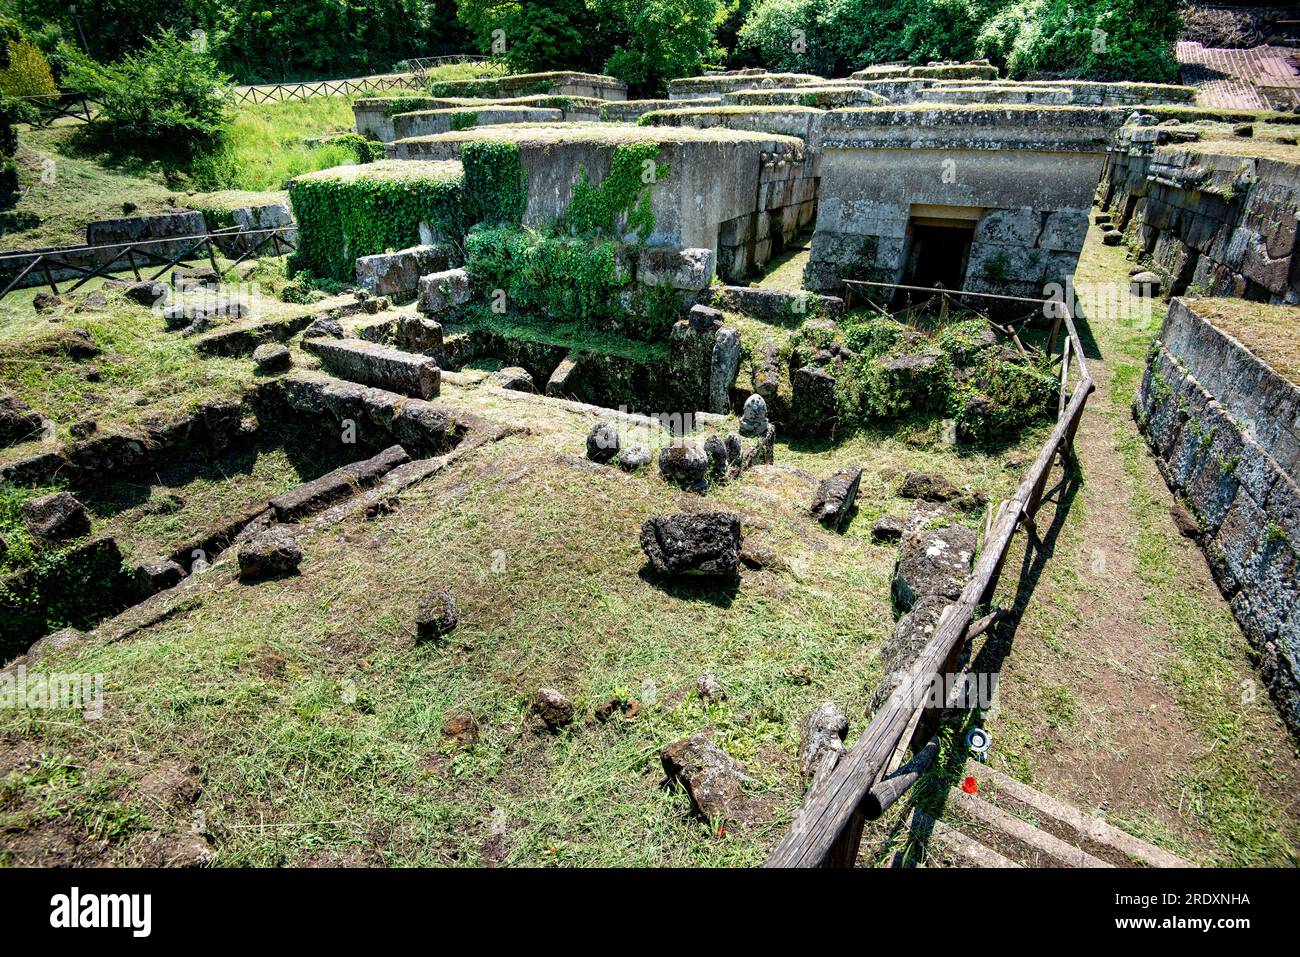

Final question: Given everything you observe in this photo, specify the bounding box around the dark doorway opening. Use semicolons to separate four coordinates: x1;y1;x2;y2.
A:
899;222;976;302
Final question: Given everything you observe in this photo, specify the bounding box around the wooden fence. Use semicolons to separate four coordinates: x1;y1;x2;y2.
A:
765;280;1094;868
0;226;297;302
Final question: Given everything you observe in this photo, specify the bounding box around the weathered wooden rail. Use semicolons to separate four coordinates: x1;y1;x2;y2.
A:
12;92;97;127
765;284;1094;868
0;226;297;302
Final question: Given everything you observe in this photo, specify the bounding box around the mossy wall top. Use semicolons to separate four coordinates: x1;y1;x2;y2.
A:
287;160;465;281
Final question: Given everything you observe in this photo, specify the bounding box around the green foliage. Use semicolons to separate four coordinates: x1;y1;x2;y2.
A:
288;164;467;280
463;225;623;326
62;30;233;159
450;111;479;132
596;0;724;94
735;0;1178;82
975;0;1180;82
563;142;667;241
807;312;1055;443
460;140;526;226
331;132;386;163
6;0;215;66
0;38;57;96
457;0;589;75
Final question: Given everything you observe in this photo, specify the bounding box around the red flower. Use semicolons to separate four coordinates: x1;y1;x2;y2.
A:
961;776;978;794
716;825;726;837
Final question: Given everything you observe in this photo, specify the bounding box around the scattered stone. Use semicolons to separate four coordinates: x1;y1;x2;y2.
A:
171;266;220;288
121;201;138;214
799;702;848;781
237;525;302;580
739;394;769;437
617;444;650;471
442;713;479;748
32;292;63;314
416;268;472;315
899;471;961;502
739;543;776;569
1232;123;1254;138
74;290;107;312
640;511;742;578
124;280;169;307
493;366;535;392
23;626;85;665
872;594;951;709
661;733;755;824
637;247;715;291
594;697;639;721
304;337;441;400
546;353;579;397
810;465;863;531
871;514;906;543
687;303;723;332
1169;501;1200;538
0;394;45;446
708;327;742;414
1093;212;1112;225
21;491;91;542
752;342;781;405
1101;229;1124;246
533;688;575;729
252;342;292;372
658;440;709;490
892;520;977;611
586;420;620;463
697;671;725;703
81;365;101;382
302;316;344;339
703;435;728;479
69;419;97;439
134;559;186;593
415;590;459;641
161;299;248;331
1130;270;1162;294
792;364;837;432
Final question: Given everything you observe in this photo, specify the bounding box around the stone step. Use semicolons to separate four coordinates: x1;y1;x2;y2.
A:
963;759;1191;867
304;336;441;399
894;808;1023;868
269;444;411;522
947;785;1112;868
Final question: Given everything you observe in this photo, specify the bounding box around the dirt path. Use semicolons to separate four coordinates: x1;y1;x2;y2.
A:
979;227;1300;865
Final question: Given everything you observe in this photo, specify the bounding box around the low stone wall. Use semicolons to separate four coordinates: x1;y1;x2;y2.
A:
668;71;824;101
1099;129;1300;303
426;71;627;102
920;80;1197;108
391;106;563;140
1135;298;1300;735
599;99;718;121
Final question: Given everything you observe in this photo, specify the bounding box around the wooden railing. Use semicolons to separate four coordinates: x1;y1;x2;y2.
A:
765;281;1094;868
0;226;296;302
12;92;97;128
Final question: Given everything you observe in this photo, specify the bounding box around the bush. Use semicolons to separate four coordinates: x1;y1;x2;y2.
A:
331;133;386;164
287;160;467;280
62;31;233;159
0;38;57;96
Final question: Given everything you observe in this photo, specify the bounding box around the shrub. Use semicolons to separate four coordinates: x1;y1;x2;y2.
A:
62;31;233;159
0;38;57;97
288;160;467;280
330;133;386;164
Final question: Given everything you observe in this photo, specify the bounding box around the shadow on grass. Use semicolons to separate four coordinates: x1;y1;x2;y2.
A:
637;566;740;609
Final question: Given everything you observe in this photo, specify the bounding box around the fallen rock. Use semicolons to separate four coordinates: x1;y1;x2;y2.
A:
658;440;708;490
237;525;302;580
1101;229;1124;246
442;712;478;747
21;492;91;542
493;366;535;392
661;734;755;824
124;280;169;306
69;419;96;439
892;522;976;611
697;671;724;703
703;435;728;479
618;444;650;471
252;342;292;372
1169;501;1199;538
586;420;620;463
415;590;458;641
871;514;905;543
810;465;863;531
533;688;574;729
1130;270;1162;293
872;594;952;709
640;512;741;578
899;471;960;502
800;702;848;781
303;316;344;339
32;292;63;313
0;394;45;447
134;559;186;594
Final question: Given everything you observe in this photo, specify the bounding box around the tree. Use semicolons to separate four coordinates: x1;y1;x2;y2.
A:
62;30;232;158
597;0;723;93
